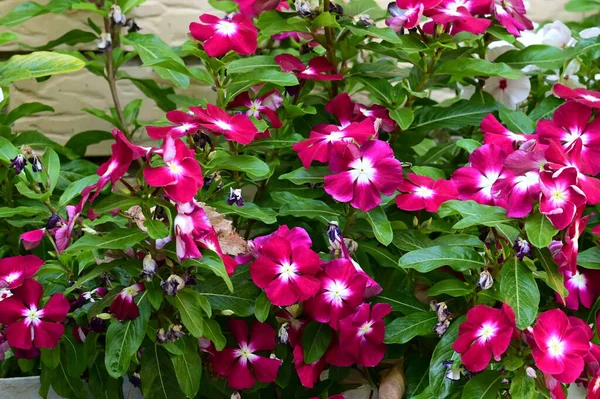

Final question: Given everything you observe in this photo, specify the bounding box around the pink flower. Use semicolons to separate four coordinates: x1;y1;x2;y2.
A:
425;0;492;35
189;14;257;57
553;84;600;109
144;137;203;204
452;304;516;372
589;372;600;399
0;279;68;350
55;194;88;253
324;335;356;366
304;259;367;329
196;229;240;276
556;268;600;310
232;0;287;16
492;169;540;218
275;54;343;81
451;144;512;207
0;255;43;289
228;89;283;129
492;0;533;37
211;319;282;390
559;206;591;274
338;303;392;367
531;309;590;383
292;344;326;388
20;229;45;250
354;103;396;133
539;166;586;230
386;0;442;30
146;110;199;140
324;140;403;212
108;283;146;321
190;104;259;145
481;114;531;154
250;236;321;306
395;173;458;212
174;201;212;260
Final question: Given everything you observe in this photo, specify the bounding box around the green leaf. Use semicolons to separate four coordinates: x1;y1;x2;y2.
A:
255;11;310;36
105;294;150;378
578;247;600;269
428;279;471;297
565;0;600;11
58;175;100;208
65;261;120;295
42;147;60;192
22;29;96;51
168;289;204;337
254;292;271;322
353;77;395;106
302;321;333;364
123;33;190;88
384;312;437;344
227;55;278;74
529;96;563;122
40;346;60;369
435;58;521;79
399;245;485;273
456;138;481;154
141;343;187;399
0;2;45;27
197;268;259;317
145;220;169;240
373;290;428;314
434;234;484;248
495;45;567;69
0;51;86;85
62;327;87;377
503;355;524;371
207;154;270;179
438;200;509;229
500;258;540;329
230;69;299;87
410;101;498;132
430;317;464;398
65;130;113;158
0;206;47;218
0;32;19;46
119;0;148;13
203;319;226;351
88;355;123;399
271;191;339;224
4;102;54;124
360;242;405;270
141;58;212;85
411;166;445;180
66;229;147;252
499;109;535;134
123;75;176;112
15;181;50;200
212;201;277;225
525;212;557;248
363;207;393;246
171;336;202;398
461;371;502;399
509;368;536;399
312;12;340;28
0;136;19;163
45;346;88;399
279;166;330;185
183;250;233;292
392;230;435;252
390;108;414;130
94;194;142;214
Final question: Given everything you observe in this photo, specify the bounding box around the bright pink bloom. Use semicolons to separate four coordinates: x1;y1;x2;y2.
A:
589;372;600;399
189;14;257;57
492;0;534;37
452;304;516;372
174;201;212;260
252;225;313;255
559;206;592;274
395;173;458;212
386;0;442;30
191;104;259;145
304;259;367;330
211;319;282;390
338;303;391;367
556;267;600;310
55;193;88;253
324;335;356;366
0;279;68;350
481;114;531;155
108;283;146;321
0;255;43;290
425;0;492;35
451;144;512;207
251;237;321;306
196;229;240;276
146;110;199;140
293;344;326;388
324;140;403;212
354;103;396;133
228;89;283;129
275;54;343;81
538;102;600;175
554;84;600;109
531;309;590;384
492;169;540;218
20;229;45;250
144;138;203;204
539;167;587;230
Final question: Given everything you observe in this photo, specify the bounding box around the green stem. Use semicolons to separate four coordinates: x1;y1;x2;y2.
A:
322;0;339;98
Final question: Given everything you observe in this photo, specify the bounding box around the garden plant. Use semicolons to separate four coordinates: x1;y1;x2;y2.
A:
1;0;600;397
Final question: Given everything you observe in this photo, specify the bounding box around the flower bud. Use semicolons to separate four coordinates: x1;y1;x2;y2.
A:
109;5;127;25
514;237;532;260
353;14;374;27
431;301;450;322
478;270;493;290
328;1;343;14
231;393;241;399
156;328;169;344
90;317;107;333
434;319;451;337
278;322;290;344
130;372;141;388
327;221;343;254
227;188;244;206
141;254;158;282
161;275;185;296
46;214;60;230
125;18;141;33
168;324;185;342
96;313;113;320
29;155;43;172
221;309;234;316
526;367;537;378
97;33;112;50
9;154;27;174
295;0;313;17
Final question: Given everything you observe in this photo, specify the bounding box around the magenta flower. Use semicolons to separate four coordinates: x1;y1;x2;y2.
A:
251;236;321;306
451;144;513;207
275;54;343;81
386;0;442;30
324;140;403;212
452;304;516;372
425;0;492;35
553;84;600;109
395;173;458;212
304;259;367;329
338;303;392;367
210;319;282;390
174;201;212;260
354;103;396;133
191;104;259;145
0;255;43;289
492;169;540;218
144;138;203;204
556;268;600;310
492;0;533;37
0;279;69;350
196;229;240;276
189;14;257;57
292;344;326;388
228;89;283;129
20;229;45;250
108;283;146;321
146;110;199;140
539;166;586;230
481;114;531;155
531;309;590;384
232;0;288;17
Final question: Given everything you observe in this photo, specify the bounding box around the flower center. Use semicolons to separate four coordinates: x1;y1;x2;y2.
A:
4;272;21;284
477;322;497;341
213;120;232;131
303;67;316;75
22;305;42;327
581;94;600;103
234;343;257;365
498;79;508;90
215;21;237;36
176;123;195;133
325;131;345;142
569;272;586;289
414;186;435;199
349;157;376;184
278;262;297;281
248;100;262;116
358;321;373;337
326;280;350;306
479;171;500;196
125;286;137;296
168;162;183;175
551;189;566;202
547;336;565;357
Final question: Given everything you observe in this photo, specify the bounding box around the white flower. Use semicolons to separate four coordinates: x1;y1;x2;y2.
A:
458;82;476;100
483;76;531;110
546;59;581;87
580;27;600;39
486;41;515;62
539;21;577;48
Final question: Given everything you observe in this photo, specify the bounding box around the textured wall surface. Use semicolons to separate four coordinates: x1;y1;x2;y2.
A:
0;0;582;155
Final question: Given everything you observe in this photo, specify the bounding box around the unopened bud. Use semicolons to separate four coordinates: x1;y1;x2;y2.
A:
156;328;169;344
353;14;374;27
514;237;532;260
130;372;141;388
141;254;158;281
478;270;493;290
29;155;43;172
221;309;234;316
110;5;126;25
96;313;112;320
161;275;185;296
278;322;290;344
168;324;185;342
295;0;313;17
97;33;112;50
9;154;27;174
526;367;537;378
227;188;244;206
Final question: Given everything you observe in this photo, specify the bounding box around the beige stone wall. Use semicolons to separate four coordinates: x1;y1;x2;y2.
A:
0;0;583;155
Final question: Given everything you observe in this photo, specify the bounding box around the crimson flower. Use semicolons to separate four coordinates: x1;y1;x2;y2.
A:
395;173;458;212
559;206;591;274
539;166;586;230
491;0;533;37
108;283;146;321
55;195;88;253
590;373;600;399
304;259;367;329
211;319;282;390
190;104;259;145
195;229;240;276
0;255;43;290
232;0;288;17
338;303;392;367
386;0;442;30
0;279;69;350
20;229;46;250
425;0;492;35
481;114;531;155
275;54;343;81
189;14;257;57
146;110;199;140
251;236;321;306
174;201;212;260
293;344;326;388
556;267;600;310
492;169;540;218
531;309;590;384
452;304;516;372
553;84;600;109
324;140;403;212
228;89;283;129
144;137;203;204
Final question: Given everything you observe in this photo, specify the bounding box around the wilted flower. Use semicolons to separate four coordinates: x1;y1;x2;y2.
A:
168;324;185;342
109;5;126;25
431;301;451;321
125;18;141;33
295;0;313;16
278;322;290;344
161;275;185;296
9;154;26;174
141;254;157;281
97;33;112;50
514;237;532;260
328;1;343;14
108;283;145;321
156;328;169;344
227;188;244;206
327;221;343;254
353;14;374;26
29;155;42;172
435;319;451;337
443;360;461;381
478;270;494;290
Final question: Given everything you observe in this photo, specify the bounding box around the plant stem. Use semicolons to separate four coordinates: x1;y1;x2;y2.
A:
322;0;339;98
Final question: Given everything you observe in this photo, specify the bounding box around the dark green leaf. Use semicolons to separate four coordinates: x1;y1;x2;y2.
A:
171;336;202;398
168;289;204;337
525;212;558;248
58;175;100;208
22;29;96;51
576;247;600;269
197;268;259;317
438;200;509;229
384;312;437;344
65;130;113;158
227;56;278;74
364;206;393;246
93;194;141;214
42;147;60;192
499;108;535;134
4;102;54;124
373;290;428;314
141;343;187;399
207;154;270;179
88;354;123;399
230;70;299;87
183;250;233;292
428;279;471;297
399;245;485;273
203;319;226;351
500;258;540;329
255;291;271;322
392;230;434;251
302;321;333;364
495;45;567;69
429;316;464;398
410;101;498;132
435;58;521;79
271;191;339;224
278;166;329;185
66;229;147;252
461;371;502;399
456;138;481;154
212;201;277;225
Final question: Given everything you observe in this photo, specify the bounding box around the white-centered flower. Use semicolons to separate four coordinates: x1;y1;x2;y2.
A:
483;76;531;110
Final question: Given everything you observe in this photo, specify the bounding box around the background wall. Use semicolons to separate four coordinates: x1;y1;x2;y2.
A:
0;0;581;155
